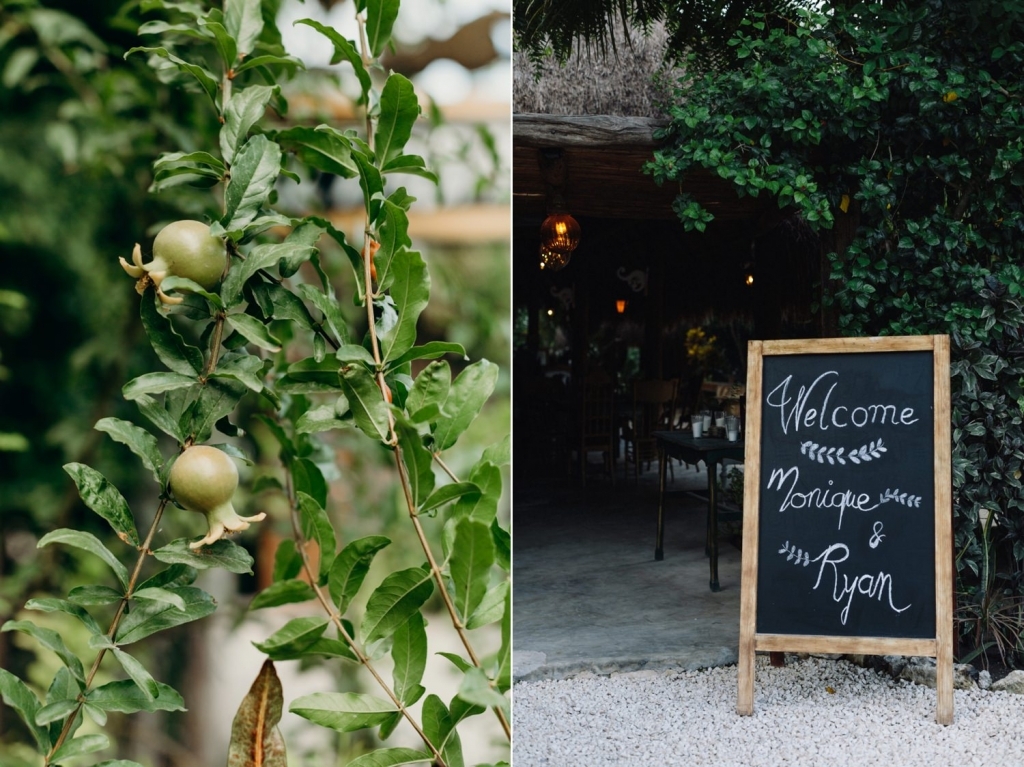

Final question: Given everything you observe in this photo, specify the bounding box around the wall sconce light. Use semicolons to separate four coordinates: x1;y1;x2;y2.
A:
539;244;571;272
615;299;628;314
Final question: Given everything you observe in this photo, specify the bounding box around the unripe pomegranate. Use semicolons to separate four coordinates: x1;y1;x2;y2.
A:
169;445;265;549
120;220;228;305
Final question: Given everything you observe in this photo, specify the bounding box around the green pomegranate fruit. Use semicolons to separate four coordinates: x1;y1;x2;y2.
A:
150;220;227;289
169;445;266;550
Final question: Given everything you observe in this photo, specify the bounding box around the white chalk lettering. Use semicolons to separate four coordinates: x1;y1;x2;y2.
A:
811;543;911;625
765;465;879;530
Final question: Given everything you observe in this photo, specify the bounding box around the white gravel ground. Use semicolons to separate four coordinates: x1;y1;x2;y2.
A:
512;656;1024;766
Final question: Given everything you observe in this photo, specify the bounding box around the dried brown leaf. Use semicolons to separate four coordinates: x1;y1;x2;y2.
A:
226;659;287;767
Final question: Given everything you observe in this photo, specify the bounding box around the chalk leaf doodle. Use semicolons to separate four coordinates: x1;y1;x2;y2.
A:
799;439;886;465
879;488;922;508
779;540;811;566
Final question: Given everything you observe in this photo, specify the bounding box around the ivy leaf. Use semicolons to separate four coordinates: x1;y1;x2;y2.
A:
375;73;419;167
449;518;495;622
62;464;140;548
125;46;217;106
226;660;287;767
432;359;498;451
365;0;400;58
253;617;329;660
328;536;391;615
223;135;282;232
339;365;391;443
2;620;85;684
346;749;433;767
140;293;204;375
224;0;263;57
275;125;357;178
396;417;434;506
0;668;51;752
152;538;255;574
289;692;397;732
380;250;429;365
38;528;129;589
391;611;427;707
295;19;370;103
115;586;216;644
249;579;316;610
94;417;163;483
360;566;433;645
86;680;185;715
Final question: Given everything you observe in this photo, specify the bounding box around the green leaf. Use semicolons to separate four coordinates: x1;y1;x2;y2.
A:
0;668;51;752
272;539;303;582
295;19;371;103
35;698;79;726
391;611;426;706
152;538;255;574
111;647;158;701
466;581;508;630
432;360;498;451
360;566;433;645
289;692;397;733
134;394;186;442
297;491;335;582
456;667;508;715
140;294;204;375
253;617;329;660
132;587;187;612
223;134;282;232
396;417;434;506
381;155;437;183
137;563;198;592
125;46;217;105
86;680;185;714
497;588;510;691
25;598;103;636
2;621;85;683
224;0;263;57
339;365;391;443
419;482;479;515
375;195;411;291
94;417;163;482
227;660;287;767
276;125;357;178
123;371;197;399
250;579;316;610
292;457;328;508
295;403;350;434
297;282;349;345
388;341;465;369
188;376;247;444
226;313;282;352
328;535;391;615
421;695;463;767
232;53;303;75
201;19;237;69
354;150;384;221
63;463;140;547
224;240;315;305
115;586;215;644
449;518;494;622
38;528;129;589
375;73;419;167
365;0;400;58
380;250;429;364
336;344;376;366
211;354;266;394
158;275;224;308
482;435;510;467
251;282;315;328
347;748;432;767
450;461;502;526
49;733;109;763
407;360;450;420
94;762;148;767
491;519;510;572
67;585;124;606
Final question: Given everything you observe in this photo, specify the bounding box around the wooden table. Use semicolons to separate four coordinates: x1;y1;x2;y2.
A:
654;430;745;592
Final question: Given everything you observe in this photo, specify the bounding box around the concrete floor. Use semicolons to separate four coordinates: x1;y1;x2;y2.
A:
513;458;743;682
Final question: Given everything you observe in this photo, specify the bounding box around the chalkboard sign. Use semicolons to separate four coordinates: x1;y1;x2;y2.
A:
737;337;953;724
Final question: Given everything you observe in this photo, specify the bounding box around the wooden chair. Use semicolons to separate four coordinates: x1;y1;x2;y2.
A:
623;379;677;482
579;371;616;485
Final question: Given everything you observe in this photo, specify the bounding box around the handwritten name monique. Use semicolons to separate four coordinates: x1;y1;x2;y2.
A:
766;371;919;435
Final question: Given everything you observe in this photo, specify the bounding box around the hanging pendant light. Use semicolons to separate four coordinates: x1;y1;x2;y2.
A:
538;244;571;272
539;209;581;254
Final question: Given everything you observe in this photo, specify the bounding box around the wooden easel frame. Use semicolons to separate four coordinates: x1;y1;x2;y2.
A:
737;336;953;724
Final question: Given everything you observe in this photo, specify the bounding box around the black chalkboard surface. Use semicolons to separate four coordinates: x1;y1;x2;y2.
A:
756;351;935;638
737;336;953;724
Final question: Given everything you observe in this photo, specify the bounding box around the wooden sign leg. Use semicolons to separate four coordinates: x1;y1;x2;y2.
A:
936;634;953;725
737;633;755;715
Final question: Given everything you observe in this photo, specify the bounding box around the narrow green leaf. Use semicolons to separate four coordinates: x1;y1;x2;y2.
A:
25;598;103;636
226;660;287;767
421;695;463;767
0;668;51;752
391;611;427;706
456;667;508;715
223;134;282;232
496;588;510;692
289;692;397;733
328;535;391;615
381;154;437;183
296;491;335;582
294;19;370;102
292;458;328;508
188;377;247;444
339;365;391;443
419;482;479;514
94;418;163;482
152;538;255;574
295;403;349;434
251;282;315;328
224;0;263;57
466;581;508;630
253;617;329;660
132;587;187;612
134;393;186;442
407;360;450;420
115;586;215;645
35;698;79;726
67;585;124;606
375;195;411;291
365;0;400;58
336;344;376;366
138;563;199;592
158;275;224;307
94;761;148;767
354;150;384;221
396;417;434;506
123;371;197;399
492;519;510;572
296;283;349;345
276;125;357;178
111;647;158;700
86;680;185;714
38;528;129;589
211;354;265;394
223;240;314;305
2;621;85;683
432;359;498;451
482;435;510;467
125;46;217;105
49;732;108;763
450;461;502;526
249;579;316;610
226;313;282;352
347;748;432;767
449;518;494;623
388;341;465;369
360;566;433;645
63;463;140;548
140;295;204;375
200;19;237;69
380;250;429;364
232;53;302;75
272;539;303;582
375;73;419;167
